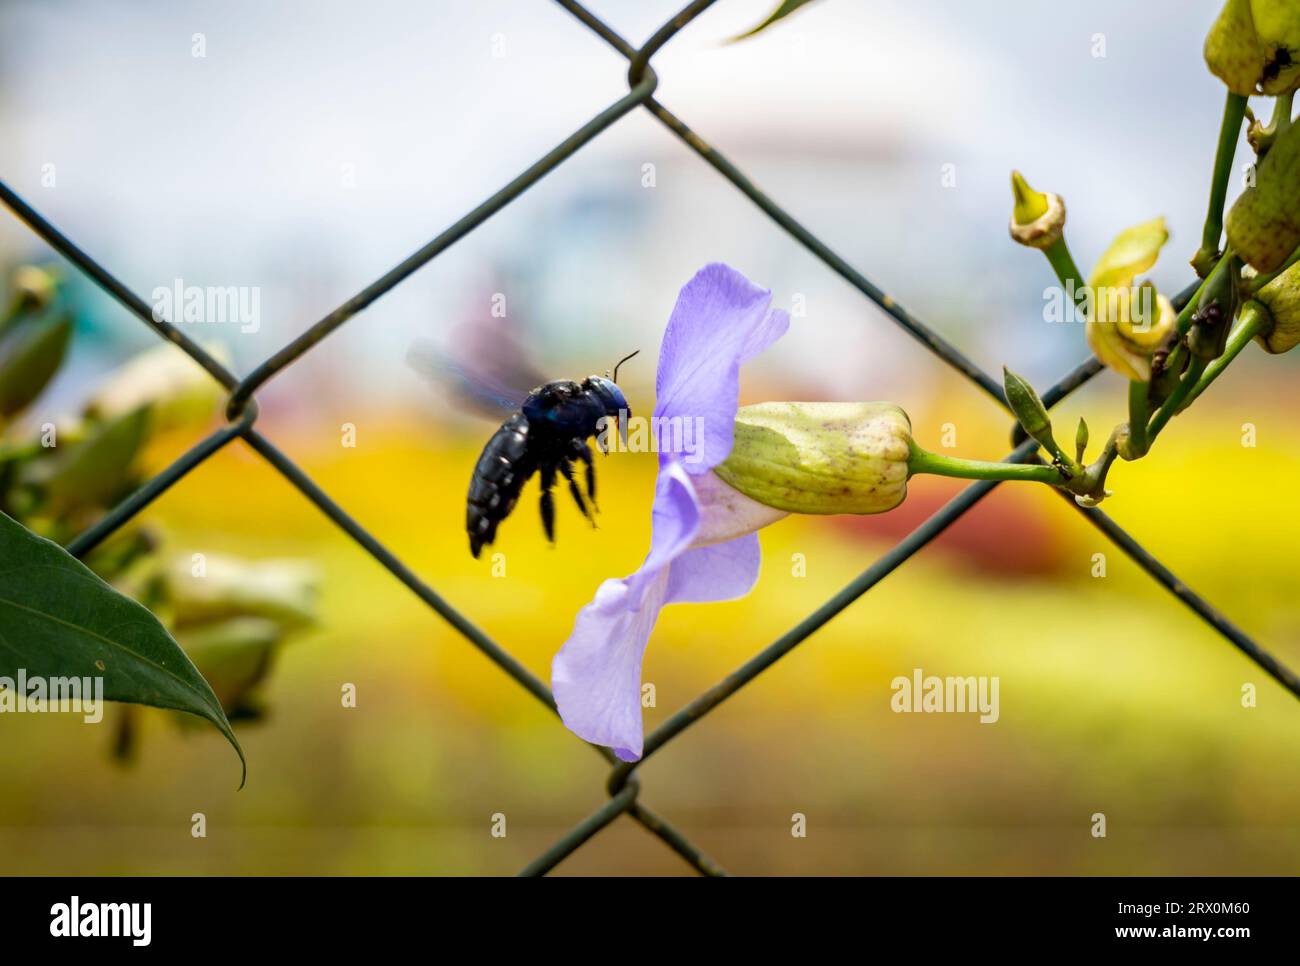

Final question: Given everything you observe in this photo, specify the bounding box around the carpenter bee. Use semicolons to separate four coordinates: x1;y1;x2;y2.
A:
407;320;637;558
464;352;637;558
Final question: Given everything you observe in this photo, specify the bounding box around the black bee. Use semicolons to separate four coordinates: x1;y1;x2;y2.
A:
464;353;636;557
407;323;638;557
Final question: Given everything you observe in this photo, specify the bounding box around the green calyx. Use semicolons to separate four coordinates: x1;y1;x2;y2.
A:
715;402;913;515
714;400;1091;518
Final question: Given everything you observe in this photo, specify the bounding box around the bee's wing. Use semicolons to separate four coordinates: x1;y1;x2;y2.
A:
407;319;546;419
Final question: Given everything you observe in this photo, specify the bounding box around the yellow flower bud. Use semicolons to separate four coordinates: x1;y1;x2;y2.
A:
1008;171;1066;250
1205;0;1269;95
1085;218;1177;381
1204;0;1300;95
714;402;911;515
1226;118;1300;272
1251;0;1300;95
1253;260;1300;352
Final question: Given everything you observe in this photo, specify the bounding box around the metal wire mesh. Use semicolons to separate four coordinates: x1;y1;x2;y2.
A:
3;0;1298;877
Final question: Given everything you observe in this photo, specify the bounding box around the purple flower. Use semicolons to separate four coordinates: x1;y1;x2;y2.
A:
551;264;790;761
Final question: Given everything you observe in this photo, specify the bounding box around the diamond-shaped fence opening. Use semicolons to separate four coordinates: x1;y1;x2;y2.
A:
3;0;1298;877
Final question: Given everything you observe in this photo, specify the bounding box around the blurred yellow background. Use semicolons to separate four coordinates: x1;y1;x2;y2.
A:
3;359;1299;875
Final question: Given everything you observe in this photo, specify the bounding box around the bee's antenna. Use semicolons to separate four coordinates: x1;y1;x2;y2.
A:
612;350;640;384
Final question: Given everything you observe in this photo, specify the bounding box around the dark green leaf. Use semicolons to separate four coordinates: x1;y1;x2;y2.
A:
0;510;244;784
0;311;72;418
730;0;820;41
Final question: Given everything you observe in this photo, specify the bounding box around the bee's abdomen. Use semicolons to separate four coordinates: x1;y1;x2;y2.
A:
467;412;536;557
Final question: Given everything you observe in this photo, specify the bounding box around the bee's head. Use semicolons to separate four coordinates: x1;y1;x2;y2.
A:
586;375;630;422
587;351;638;446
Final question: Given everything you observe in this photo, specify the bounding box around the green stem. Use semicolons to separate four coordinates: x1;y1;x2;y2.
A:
1044;238;1088;306
907;443;1065;486
1252;91;1294;157
1179;302;1268;410
1195;92;1248;270
1126;379;1149;456
1145;357;1208;444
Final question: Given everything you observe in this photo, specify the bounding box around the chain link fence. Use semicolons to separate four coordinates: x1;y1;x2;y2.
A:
3;0;1298;876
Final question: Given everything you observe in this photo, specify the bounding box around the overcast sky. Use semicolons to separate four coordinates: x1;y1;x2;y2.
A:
0;0;1241;412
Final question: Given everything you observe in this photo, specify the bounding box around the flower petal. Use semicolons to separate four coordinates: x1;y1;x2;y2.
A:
687;466;788;548
553;463;700;760
553;265;793;761
624;462;701;606
1086;317;1150;382
552;468;779;758
666;534;761;604
1087;217;1169;292
655;263;790;473
552;570;670;761
1086;218;1171;382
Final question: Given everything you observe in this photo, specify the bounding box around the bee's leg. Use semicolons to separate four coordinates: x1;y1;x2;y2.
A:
559;458;596;527
539;462;557;543
569;438;598;509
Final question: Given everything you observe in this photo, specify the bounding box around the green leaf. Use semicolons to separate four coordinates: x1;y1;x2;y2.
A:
0;310;72;418
21;406;151;510
0;510;244;784
729;0;820;41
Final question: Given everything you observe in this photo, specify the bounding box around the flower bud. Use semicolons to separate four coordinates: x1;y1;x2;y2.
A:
1251;0;1300;95
178;616;285;718
714;401;911;515
0;308;71;418
1204;0;1300;95
1002;367;1052;445
20;406;150;510
1075;417;1090;464
1008;171;1066;250
1252;260;1300;352
167;554;320;629
85;341;229;432
1226;118;1300;272
10;266;57;313
1085;218;1177;381
1205;0;1269;95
